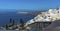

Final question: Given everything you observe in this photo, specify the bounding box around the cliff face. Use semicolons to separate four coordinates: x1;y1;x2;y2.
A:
43;20;60;31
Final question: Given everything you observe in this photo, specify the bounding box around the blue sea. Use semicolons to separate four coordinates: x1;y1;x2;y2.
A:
0;11;35;26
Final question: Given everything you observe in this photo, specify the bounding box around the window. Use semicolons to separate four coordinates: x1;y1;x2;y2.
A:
48;15;50;17
57;11;59;13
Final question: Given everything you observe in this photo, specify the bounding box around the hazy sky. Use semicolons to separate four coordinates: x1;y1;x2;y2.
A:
0;0;60;10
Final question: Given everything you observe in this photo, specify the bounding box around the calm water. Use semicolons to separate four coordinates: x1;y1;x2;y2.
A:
0;12;35;26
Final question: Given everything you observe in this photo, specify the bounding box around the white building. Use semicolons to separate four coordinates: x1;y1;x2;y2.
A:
25;7;60;26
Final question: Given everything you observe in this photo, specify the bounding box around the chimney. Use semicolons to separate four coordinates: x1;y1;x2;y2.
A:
20;18;24;29
10;18;12;23
12;19;14;25
5;24;8;30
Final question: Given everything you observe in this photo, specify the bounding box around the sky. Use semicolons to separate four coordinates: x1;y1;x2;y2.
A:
0;0;60;10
